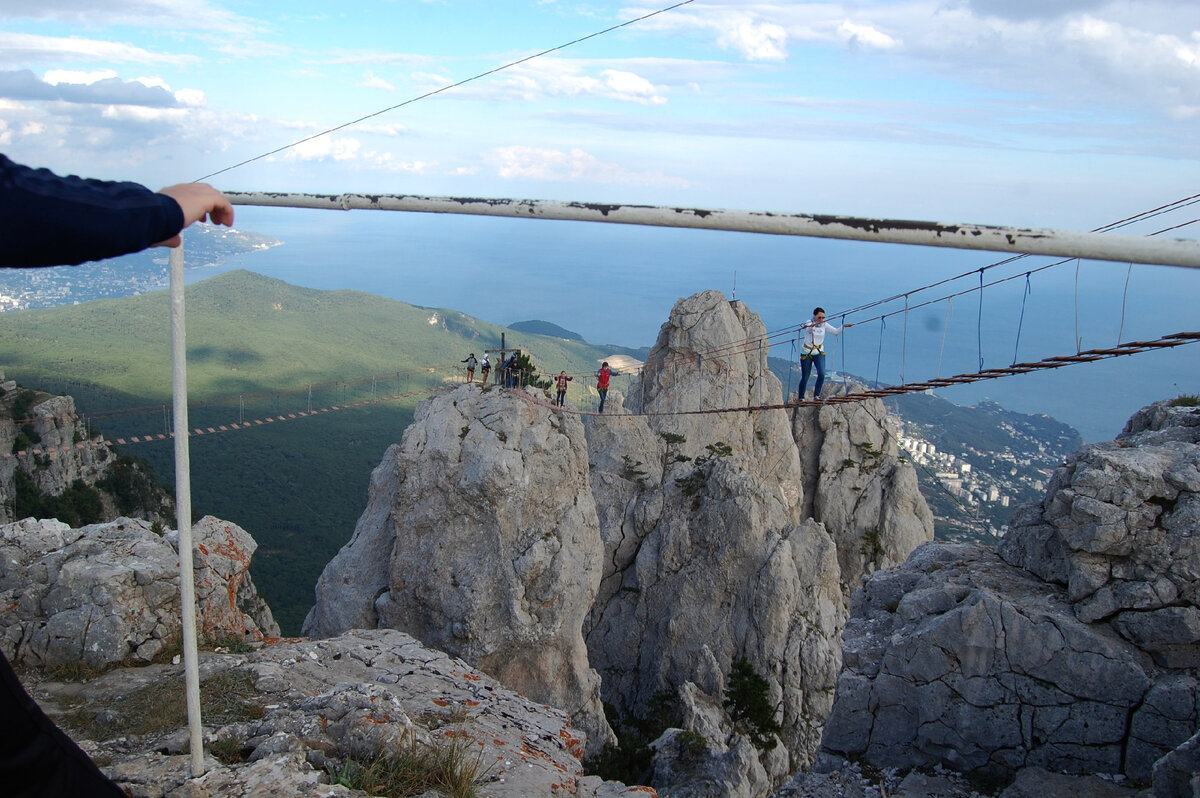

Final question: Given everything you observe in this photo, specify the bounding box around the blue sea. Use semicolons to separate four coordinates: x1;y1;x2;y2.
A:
192;205;1199;444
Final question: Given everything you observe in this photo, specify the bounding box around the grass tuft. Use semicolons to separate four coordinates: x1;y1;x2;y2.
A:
327;730;486;798
61;667;264;741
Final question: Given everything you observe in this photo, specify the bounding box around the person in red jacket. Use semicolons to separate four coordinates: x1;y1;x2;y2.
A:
596;361;612;412
1;154;233;797
553;370;573;407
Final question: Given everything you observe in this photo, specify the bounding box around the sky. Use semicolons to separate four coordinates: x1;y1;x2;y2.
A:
1;0;1198;229
1;0;1197;441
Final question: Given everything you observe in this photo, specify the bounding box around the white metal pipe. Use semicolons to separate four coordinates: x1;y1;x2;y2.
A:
169;246;205;778
225;191;1200;269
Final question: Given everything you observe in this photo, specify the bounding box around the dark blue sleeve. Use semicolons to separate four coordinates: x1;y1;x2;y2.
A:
0;154;185;268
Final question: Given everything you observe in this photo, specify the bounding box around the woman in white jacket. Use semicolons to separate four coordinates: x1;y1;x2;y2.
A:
798;307;852;401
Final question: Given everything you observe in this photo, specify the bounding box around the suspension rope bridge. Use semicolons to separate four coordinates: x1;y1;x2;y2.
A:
9;323;1193;457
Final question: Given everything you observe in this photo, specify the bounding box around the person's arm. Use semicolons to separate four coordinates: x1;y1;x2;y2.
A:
1;155;231;267
154;182;234;248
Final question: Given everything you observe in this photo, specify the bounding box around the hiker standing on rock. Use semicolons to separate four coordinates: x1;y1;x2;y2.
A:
798;307;852;402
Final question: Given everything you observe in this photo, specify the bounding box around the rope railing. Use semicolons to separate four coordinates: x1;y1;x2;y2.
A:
13;326;1195;450
508;329;1200;418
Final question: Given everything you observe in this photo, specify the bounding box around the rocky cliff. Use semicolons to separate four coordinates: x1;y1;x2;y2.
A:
306;290;934;792
817;399;1200;796
7;513;642;797
304;381;614;755
0;378;171;524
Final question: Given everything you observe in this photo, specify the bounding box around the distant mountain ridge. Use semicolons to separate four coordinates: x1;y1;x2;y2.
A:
509;319;584;341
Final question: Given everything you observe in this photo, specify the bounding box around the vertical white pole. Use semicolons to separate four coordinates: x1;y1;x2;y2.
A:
169;245;204;777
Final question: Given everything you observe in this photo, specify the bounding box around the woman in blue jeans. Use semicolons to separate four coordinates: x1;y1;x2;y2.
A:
798;307;852;401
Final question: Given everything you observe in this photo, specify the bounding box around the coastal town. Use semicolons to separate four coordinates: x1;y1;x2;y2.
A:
0;226;278;311
886;394;1081;542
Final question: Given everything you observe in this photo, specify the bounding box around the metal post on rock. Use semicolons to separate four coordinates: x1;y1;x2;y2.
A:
169;245;204;778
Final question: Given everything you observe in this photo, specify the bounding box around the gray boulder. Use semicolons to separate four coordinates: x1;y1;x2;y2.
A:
0;515;279;670
1152;727;1200;798
821;400;1200;792
999;401;1200;624
819;542;1152;782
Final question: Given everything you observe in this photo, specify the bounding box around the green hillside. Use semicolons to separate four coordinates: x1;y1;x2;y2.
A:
0;270;643;633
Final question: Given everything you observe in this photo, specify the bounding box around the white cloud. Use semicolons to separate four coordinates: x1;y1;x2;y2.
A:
43;68;118;84
133;75;171;90
489;145;692;187
0;69;180;106
353;122;408;136
717;18;789;61
837;20;900;50
597;69;667;105
629;1;1199;120
0;0;254;34
285;135;363;162
174;88;206;106
966;0;1112;21
372;154;434;173
488;60;668;105
100;104;188;123
410;70;454;88
361;70;396;91
0;32;198;66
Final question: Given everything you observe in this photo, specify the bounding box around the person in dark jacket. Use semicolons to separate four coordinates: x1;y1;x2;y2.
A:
0;153;233;267
553;370;573;407
461;353;477;383
1;153;234;796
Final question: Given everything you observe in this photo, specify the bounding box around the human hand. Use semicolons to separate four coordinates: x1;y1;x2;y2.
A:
155;182;235;247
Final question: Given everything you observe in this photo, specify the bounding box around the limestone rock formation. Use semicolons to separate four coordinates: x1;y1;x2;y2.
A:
584;291;839;774
0;382;171;524
793;390;934;594
304;382;613;754
33;629;644;798
583;291;930;780
306;290;935;792
998;400;1200;640
0;515;278;670
818;399;1200;794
